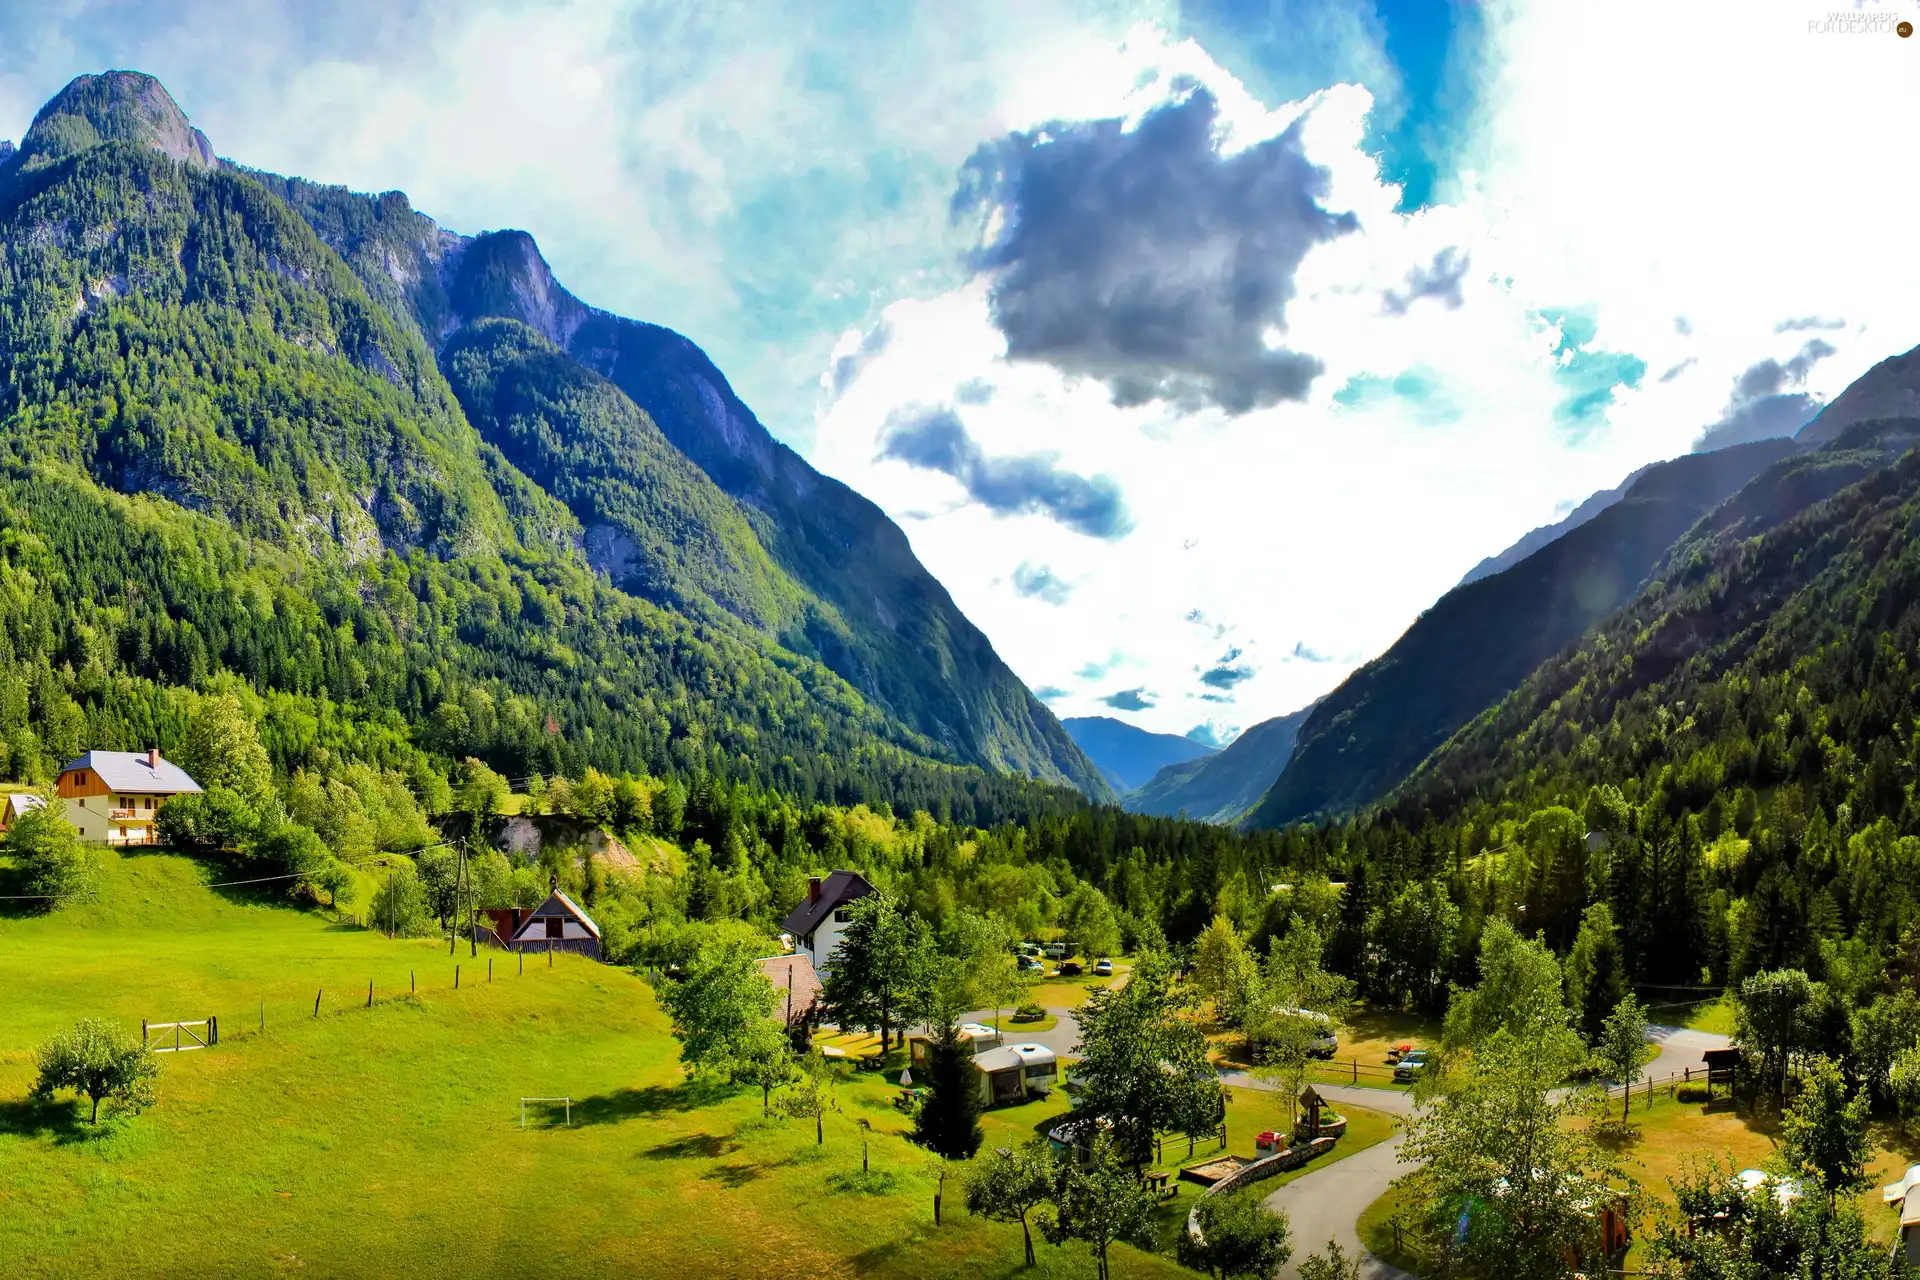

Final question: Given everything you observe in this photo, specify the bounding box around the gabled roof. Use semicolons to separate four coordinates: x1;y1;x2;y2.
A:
509;890;601;940
5;792;46;818
755;952;822;1021
60;751;202;795
780;869;874;938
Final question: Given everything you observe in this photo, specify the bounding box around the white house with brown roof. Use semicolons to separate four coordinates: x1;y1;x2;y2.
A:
0;791;46;832
57;749;203;846
779;870;874;977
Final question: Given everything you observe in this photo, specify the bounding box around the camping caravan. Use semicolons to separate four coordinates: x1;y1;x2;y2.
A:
906;1023;1001;1069
972;1042;1057;1107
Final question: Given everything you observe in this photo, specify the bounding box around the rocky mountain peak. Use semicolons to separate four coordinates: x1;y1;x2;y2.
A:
17;70;215;172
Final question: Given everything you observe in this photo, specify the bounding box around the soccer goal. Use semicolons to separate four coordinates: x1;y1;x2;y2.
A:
520;1097;573;1128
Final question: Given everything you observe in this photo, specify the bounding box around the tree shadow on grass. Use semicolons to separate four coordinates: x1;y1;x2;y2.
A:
0;861;53;919
641;1133;738;1161
0;1096;118;1146
701;1161;764;1188
573;1082;724;1127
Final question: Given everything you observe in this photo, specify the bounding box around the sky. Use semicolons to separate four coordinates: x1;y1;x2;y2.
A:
3;0;1918;748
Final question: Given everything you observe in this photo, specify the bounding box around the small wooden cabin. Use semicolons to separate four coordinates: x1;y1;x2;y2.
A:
478;889;601;961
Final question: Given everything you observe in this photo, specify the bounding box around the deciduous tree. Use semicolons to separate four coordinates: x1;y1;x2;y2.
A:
32;1018;158;1124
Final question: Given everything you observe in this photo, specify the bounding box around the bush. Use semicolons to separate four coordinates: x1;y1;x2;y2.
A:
1012;1002;1046;1023
1676;1083;1709;1103
7;795;98;905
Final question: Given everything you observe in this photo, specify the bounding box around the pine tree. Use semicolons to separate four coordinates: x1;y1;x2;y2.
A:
913;1019;983;1161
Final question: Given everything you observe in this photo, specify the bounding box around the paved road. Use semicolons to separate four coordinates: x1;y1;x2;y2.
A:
1246;1028;1731;1278
1261;1085;1417;1280
1643;1024;1731;1083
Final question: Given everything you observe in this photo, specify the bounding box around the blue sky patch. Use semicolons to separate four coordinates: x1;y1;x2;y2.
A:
1331;365;1460;425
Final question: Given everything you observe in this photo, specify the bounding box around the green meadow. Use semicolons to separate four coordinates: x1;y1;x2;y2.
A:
2;851;1385;1279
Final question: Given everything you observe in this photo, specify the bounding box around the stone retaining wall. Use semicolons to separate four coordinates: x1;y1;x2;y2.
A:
1184;1135;1338;1244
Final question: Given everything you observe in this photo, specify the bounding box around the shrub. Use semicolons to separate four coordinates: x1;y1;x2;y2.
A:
1012;1002;1046;1022
1676;1083;1709;1103
7;794;99;905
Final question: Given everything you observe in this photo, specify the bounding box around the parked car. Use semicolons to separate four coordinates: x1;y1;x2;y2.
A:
1059;960;1083;977
1271;1008;1338;1058
1017;955;1045;972
1092;958;1114;977
1394;1048;1431;1082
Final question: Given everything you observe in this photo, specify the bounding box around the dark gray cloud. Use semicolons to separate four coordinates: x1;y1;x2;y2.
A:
829;320;892;397
1200;664;1253;689
1197;692;1234;703
1101;687;1155;711
954;377;995;405
952;86;1357;415
1011;561;1071;604
1692;339;1837;452
1382;247;1469;314
1776;315;1846;333
878;404;1132;538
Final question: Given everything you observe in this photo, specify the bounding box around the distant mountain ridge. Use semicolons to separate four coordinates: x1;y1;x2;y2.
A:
1061;716;1215;793
1458;461;1657;587
1246;436;1803;828
1125;703;1317;824
1797;343;1920;444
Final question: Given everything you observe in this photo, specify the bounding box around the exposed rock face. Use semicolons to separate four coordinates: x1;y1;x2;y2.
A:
13;71;216;172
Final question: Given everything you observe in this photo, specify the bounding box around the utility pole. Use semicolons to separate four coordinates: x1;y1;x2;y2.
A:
464;835;477;958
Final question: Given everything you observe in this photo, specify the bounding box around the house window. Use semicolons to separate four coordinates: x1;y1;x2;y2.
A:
545;918;564;939
833;907;852;923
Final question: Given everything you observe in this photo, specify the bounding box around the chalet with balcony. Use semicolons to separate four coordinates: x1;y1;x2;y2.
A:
57;749;203;846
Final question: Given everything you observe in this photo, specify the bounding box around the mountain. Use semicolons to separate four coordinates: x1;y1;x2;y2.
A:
1388;415;1920;834
1061;716;1215;793
246;176;1107;799
1125;703;1316;824
0;70;1099;817
1796;342;1920;445
1244;436;1802;828
1458;461;1656;587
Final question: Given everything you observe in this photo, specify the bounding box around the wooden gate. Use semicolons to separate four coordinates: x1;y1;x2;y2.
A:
144;1018;217;1053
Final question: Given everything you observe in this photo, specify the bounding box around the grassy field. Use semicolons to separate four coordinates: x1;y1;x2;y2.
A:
0;850;1202;1279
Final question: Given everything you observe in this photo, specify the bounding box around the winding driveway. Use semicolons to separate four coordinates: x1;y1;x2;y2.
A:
1245;1026;1734;1278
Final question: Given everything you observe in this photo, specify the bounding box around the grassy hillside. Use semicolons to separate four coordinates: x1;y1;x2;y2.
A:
0;851;1191;1278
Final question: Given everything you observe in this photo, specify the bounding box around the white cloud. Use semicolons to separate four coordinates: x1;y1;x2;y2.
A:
812;11;1920;738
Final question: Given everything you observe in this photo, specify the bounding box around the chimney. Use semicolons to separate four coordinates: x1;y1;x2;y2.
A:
808;876;822;906
147;747;159;768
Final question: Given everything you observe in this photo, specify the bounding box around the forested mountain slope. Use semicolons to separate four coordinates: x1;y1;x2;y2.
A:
0;71;1087;821
1245;437;1801;828
246;176;1106;797
1126;703;1316;824
1391;417;1920;828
